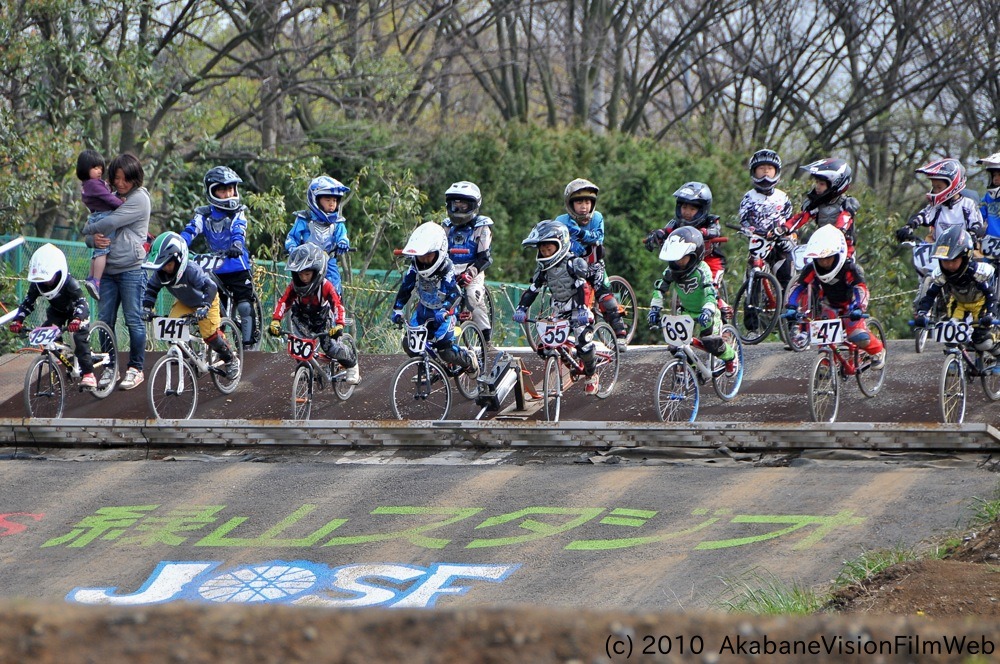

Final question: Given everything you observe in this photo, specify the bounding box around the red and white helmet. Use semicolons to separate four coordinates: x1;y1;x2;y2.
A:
916;158;966;206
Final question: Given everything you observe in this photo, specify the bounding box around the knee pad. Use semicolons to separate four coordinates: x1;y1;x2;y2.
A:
599;294;619;316
236;300;253;319
324;339;357;366
972;328;993;351
700;335;725;356
847;330;871;347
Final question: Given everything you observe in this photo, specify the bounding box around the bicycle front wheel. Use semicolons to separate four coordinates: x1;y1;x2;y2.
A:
655;358;699;422
712;324;745;401
24;354;65;418
856;318;887;397
592;322;620;398
939;353;966;424
209;317;243;394
391;358;451;420
86;320;118;399
455;324;486;400
808;351;839;423
333;334;358;401
291;364;313;420
148;355;198;420
609;275;637;343
542;356;562;422
734;271;781;344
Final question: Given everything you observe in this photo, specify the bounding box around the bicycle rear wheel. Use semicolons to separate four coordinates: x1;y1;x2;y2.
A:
654;358;699;422
712;324;744;401
592;322;620;398
333;334;358;401
86;321;118;399
856;318;887;397
609;276;637;343
733;271;781;344
808;351;839;423
939;353;966;423
455;324;486;400
391;358;451;420
981;354;1000;401
24;354;65;418
148;354;198;420
209;318;243;394
542;356;562;422
291;364;313;420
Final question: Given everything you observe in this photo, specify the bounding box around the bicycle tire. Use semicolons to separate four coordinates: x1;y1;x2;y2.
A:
147;354;198;420
856;318;887;397
654;358;699;422
209;317;243;394
455;324;486;400
391;358;451;420
808;351;839;423
981;354;1000;402
292;364;313;420
542;355;562;422
24;354;65;418
733;271;781;344
333;334;358;401
86;321;118;399
939;353;966;424
712;324;744;401
592;322;620;398
608;275;637;343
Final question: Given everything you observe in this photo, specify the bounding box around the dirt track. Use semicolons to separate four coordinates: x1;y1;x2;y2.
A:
1;339;996;423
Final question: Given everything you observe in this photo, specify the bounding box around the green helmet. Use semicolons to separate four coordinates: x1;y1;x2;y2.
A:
142;231;189;284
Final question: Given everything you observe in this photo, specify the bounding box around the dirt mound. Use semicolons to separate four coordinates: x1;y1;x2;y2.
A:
830;519;1000;616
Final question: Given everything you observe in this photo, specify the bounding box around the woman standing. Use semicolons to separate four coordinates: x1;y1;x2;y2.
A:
83;152;149;390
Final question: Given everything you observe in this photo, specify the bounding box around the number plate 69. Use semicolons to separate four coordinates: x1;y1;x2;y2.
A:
660;315;694;347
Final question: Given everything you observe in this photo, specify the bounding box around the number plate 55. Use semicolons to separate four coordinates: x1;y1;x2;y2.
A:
537;319;571;348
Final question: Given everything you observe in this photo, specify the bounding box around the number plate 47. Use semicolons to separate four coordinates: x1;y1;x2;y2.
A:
809;319;844;345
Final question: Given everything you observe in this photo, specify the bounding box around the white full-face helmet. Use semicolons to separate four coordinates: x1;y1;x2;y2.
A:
27;243;69;300
802;225;848;284
402;222;449;277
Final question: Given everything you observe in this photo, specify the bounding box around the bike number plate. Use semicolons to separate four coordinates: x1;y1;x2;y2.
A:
982;236;1000;258
537;319;571;348
660;315;694;347
932;320;971;344
405;325;430;355
27;326;60;346
286;335;319;362
153;317;191;342
912;243;934;276
747;234;773;260
809;319;844;345
192;254;225;271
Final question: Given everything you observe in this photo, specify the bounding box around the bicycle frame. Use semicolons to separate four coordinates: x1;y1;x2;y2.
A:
29;326;113;382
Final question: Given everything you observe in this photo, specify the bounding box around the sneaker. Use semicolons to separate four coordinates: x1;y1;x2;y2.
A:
615;336;628;353
744;308;759;331
85;278;101;301
98;367;119;389
80;373;97;389
465;351;480;378
344;364;361;385
792;331;810;349
119;367;144;390
870;349;886;370
224;357;241;380
584;373;600;395
725;359;737;376
720;304;734;324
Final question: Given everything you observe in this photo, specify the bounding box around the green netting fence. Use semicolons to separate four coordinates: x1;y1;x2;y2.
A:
0;235;533;354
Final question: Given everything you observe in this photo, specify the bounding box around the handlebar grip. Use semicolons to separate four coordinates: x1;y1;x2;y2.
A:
449;248;471;255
